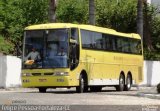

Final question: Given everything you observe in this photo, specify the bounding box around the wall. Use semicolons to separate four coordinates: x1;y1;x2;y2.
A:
147;0;160;5
151;0;160;6
0;55;160;88
0;55;21;88
0;54;7;88
5;56;22;87
148;0;160;13
147;0;151;4
140;60;160;86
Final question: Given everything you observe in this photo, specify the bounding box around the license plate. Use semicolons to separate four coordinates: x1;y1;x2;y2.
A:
39;79;47;82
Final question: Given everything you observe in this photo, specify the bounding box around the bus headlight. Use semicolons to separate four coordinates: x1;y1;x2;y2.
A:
22;73;32;76
54;72;68;76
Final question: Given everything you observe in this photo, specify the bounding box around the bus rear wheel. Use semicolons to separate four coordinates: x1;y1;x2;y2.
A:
116;74;125;91
124;74;132;91
76;75;88;93
39;88;47;93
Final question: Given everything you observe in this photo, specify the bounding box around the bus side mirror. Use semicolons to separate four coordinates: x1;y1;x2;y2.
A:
70;39;77;44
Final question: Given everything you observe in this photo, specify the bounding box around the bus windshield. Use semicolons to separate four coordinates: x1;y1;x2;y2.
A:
22;29;69;69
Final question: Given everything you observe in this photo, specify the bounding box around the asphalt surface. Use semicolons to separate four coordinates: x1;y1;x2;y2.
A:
0;87;159;111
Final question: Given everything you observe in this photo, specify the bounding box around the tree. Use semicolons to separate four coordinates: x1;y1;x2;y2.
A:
56;0;88;24
144;8;160;60
0;35;13;55
49;0;57;22
137;0;154;51
0;0;160;60
137;0;143;39
143;0;154;51
89;0;95;25
96;0;137;33
0;0;48;55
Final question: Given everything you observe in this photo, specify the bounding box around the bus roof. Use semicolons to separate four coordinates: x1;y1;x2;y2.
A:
25;23;141;39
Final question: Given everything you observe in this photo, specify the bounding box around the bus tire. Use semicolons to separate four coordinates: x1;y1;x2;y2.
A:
124;74;132;91
76;75;85;93
116;74;125;91
90;86;102;92
39;88;47;93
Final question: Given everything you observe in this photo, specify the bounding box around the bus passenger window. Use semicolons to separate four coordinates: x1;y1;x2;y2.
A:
111;37;117;51
81;30;92;48
94;32;103;50
103;34;113;51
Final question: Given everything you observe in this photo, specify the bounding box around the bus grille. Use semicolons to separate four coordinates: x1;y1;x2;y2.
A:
44;73;54;76
32;73;41;76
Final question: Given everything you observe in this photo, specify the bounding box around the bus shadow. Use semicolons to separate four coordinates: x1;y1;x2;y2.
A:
47;89;119;94
22;89;118;94
22;88;138;95
50;87;125;93
45;90;137;95
47;90;76;94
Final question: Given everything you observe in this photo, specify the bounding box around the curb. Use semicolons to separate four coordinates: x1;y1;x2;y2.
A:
137;92;160;100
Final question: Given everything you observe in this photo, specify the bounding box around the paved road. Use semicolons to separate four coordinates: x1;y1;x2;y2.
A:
0;87;159;111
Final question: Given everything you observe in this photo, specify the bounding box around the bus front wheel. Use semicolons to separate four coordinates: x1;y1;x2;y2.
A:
76;75;87;93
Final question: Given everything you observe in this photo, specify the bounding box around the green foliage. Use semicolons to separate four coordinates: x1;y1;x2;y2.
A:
0;0;160;61
56;0;160;60
56;0;88;24
143;6;160;60
0;35;13;55
96;0;137;33
19;0;48;26
56;0;137;33
0;0;48;55
152;18;160;53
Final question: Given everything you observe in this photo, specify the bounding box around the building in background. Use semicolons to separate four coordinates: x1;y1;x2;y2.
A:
148;0;160;13
148;0;160;5
147;0;160;17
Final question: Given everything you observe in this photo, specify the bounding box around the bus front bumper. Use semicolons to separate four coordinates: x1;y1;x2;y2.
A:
22;76;78;88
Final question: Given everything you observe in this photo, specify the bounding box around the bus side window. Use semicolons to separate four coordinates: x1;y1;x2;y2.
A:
136;40;142;54
122;38;130;53
94;32;103;49
81;30;91;48
111;37;117;51
103;34;111;51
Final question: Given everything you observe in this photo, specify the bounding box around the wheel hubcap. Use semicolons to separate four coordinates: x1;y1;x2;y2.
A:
81;78;84;91
120;78;124;85
127;78;131;88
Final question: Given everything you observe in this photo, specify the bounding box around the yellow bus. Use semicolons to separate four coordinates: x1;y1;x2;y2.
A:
22;23;143;93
